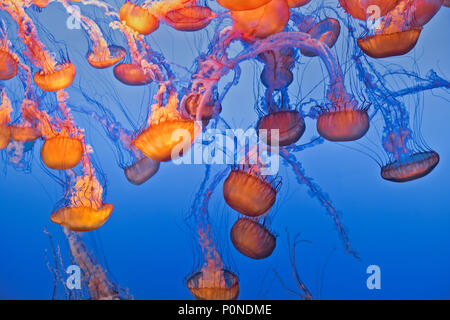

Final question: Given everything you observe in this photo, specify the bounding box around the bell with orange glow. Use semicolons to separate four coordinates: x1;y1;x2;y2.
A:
120;2;159;35
51;204;113;232
41;135;84;170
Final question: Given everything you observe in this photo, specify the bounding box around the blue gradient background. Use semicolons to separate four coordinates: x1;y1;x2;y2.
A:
0;2;449;299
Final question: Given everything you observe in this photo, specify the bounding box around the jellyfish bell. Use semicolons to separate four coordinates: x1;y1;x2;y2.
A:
87;45;126;69
184;93;222;122
40;136;83;170
231;0;290;40
217;0;272;11
339;0;399;20
0;49;17;80
287;0;311;8
258;49;295;90
301;18;341;57
165;6;214;32
33;0;50;8
357;28;422;58
230;217;276;259
113;63;152;86
410;0;443;27
317;107;369;142
381;151;439;182
223;169;277;217
9;125;41;142
124;157;160;185
0;125;10;150
187;269;239;300
34;62;76;92
50;204;114;232
119;2;159;35
131;119;199;162
257;110;305;146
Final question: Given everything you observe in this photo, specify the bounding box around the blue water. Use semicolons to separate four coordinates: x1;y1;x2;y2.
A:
0;2;449;300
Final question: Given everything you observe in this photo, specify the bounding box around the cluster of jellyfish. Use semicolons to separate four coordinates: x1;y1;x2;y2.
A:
0;0;448;299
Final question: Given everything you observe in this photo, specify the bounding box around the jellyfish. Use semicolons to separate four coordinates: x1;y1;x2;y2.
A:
230;217;276;259
50;168;113;231
57;0;126;69
164;5;215;32
257;109;306;146
132;89;200;162
119;1;159;35
258;48;295;90
231;0;290;40
316;103;370;141
356;0;443;58
223;165;279;218
300;18;341;57
0;0;76;91
0;90;12;149
0;28;18;81
339;0;399;20
187;167;240;300
217;0;272;11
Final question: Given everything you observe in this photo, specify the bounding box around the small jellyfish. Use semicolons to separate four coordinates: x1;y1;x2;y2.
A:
0;33;17;80
217;0;272;11
88;46;126;69
300;18;341;57
231;0;290;40
257;110;305;146
339;0;398;20
357;28;422;59
184;92;222;124
119;2;159;35
316;105;369;142
230;217;276;259
132;93;199;162
187;268;239;300
33;60;77;92
165;6;214;32
124;156;160;185
9;125;42;142
113;63;153;86
51;174;113;231
33;0;51;8
223;167;278;217
381;151;440;182
40;135;84;170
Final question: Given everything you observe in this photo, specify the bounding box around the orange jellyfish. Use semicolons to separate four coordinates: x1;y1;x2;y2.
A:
300;18;341;57
165;6;215;32
51;173;114;231
381;151;439;182
1;1;76;91
339;0;399;20
113;63;153;86
187;267;239;300
231;0;290;40
257;110;305;146
0;90;12;150
124;156;160;185
287;0;311;8
317;102;369;142
57;0;126;69
0;33;17;81
357;28;422;58
132;92;199;162
120;1;159;35
223;165;278;217
40;135;84;170
33;0;50;8
230;217;276;259
9;125;41;142
184;92;222;124
217;0;271;11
